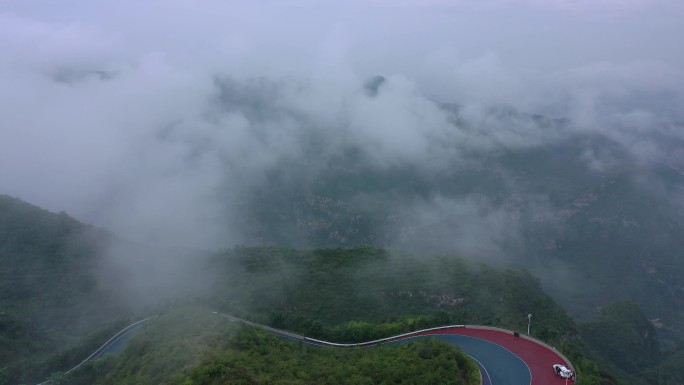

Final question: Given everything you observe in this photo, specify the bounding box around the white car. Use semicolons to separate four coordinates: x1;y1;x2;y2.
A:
553;364;576;380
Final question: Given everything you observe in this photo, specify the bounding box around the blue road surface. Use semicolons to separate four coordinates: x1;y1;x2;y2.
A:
45;313;533;385
227;312;530;385
280;332;528;385
94;323;147;358
472;357;492;385
390;335;530;385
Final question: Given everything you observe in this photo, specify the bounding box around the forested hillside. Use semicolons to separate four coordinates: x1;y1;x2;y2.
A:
4;1;683;384
54;307;480;385
51;243;612;385
205;246;574;342
4;195;683;385
221;116;684;339
0;195;135;383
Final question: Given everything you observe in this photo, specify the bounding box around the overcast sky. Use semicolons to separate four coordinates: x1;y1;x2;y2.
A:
2;0;683;246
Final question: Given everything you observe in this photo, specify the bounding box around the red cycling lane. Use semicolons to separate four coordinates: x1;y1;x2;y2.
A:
408;327;573;385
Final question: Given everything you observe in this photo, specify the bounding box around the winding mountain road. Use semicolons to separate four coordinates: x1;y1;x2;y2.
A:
215;313;575;385
44;313;575;385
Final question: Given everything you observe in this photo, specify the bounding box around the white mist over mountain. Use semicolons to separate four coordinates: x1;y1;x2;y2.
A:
1;0;683;249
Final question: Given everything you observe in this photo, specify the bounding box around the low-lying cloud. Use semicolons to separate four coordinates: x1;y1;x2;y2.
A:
1;0;683;253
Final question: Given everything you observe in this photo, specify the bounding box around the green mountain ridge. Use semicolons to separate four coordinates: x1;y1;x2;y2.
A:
1;194;682;384
224;118;684;336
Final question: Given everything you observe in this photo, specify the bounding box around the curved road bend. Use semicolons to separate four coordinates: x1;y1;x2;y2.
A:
92;321;149;359
43;314;573;385
388;334;528;385
219;314;574;385
279;333;503;385
411;327;574;385
36;317;155;385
